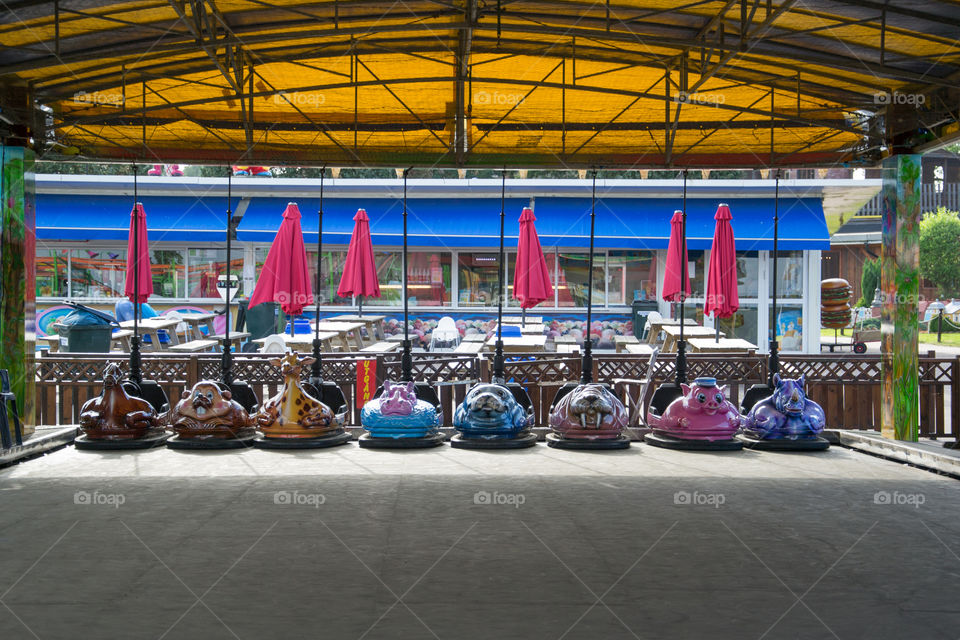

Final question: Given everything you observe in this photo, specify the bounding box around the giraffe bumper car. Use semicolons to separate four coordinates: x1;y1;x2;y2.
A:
359;380;445;448
76;363;170;450
253;352;351;449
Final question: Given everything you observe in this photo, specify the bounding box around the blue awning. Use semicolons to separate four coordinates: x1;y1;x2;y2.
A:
39;192;828;250
36;194;227;242
236;197;532;247
238;196;827;250
530;197;830;250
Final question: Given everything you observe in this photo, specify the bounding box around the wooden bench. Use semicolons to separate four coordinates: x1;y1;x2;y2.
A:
555;344;580;354
211;332;250;351
360;341;401;353
38;335;60;352
110;329;133;351
168;339;219;353
614;335;640;353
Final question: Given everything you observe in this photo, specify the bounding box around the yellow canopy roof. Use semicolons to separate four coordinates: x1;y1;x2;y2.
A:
1;0;958;167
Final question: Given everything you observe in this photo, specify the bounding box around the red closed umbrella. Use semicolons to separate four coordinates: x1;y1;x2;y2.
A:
249;202;314;319
661;209;691;302
513;207;554;321
337;208;381;315
124;203;153;303
705;203;739;340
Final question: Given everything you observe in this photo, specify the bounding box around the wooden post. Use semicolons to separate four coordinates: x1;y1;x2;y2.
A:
0;145;36;437
880;154;921;441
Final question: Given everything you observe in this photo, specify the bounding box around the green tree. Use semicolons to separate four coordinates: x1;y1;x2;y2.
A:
919;207;960;297
857;257;880;307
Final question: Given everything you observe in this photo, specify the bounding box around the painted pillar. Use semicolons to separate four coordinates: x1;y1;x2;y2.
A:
880;154;921;441
0;145;36;437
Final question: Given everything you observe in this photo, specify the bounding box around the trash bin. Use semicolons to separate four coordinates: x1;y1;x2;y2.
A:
241;300;282;340
56;305;115;353
631;300;658;340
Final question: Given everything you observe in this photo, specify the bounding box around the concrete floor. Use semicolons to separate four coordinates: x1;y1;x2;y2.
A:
2;443;960;640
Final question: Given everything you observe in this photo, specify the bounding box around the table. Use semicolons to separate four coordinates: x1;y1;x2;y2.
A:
311;321;367;350
645;317;697;345
454;341;485;354
211;332;251;351
660;325;725;352
687;337;757;354
624;343;654;355
119;318;181;351
327;314;385;341
462;333;487;342
253;332;339;354
484;335;547;353
614;335;641;353
503;315;543;325
180;313;217;341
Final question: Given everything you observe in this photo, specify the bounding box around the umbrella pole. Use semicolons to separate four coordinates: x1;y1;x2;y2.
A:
401;168;413;381
715;315;720;343
521;308;526;327
130;162;142;386
358;295;362;318
676;169;688;386
492;170;506;384
581;171;597;384
222;170;233;385
769;170;781;385
311;168;325;385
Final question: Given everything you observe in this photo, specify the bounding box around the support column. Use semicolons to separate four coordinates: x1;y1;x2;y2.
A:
0;145;36;437
880;154;921;441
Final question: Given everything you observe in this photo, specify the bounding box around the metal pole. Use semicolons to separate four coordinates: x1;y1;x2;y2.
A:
581;171;597;384
676;170;688;385
130;162;142;385
222;171;233;385
938;308;944;343
493;170;507;384
401;168;414;382
311;168;325;384
769;170;781;385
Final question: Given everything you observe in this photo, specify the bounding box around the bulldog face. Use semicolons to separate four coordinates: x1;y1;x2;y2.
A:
178;382;234;420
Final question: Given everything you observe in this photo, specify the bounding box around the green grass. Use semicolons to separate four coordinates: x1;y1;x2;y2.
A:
920;332;960;347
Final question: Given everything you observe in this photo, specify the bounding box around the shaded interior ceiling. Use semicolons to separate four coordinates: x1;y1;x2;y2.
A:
1;0;959;168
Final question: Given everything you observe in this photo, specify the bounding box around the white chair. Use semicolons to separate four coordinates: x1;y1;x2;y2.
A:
430;316;460;351
163;311;190;342
642;310;663;342
259;334;286;354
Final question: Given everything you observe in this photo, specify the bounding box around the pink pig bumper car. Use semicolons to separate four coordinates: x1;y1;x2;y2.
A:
645;377;743;451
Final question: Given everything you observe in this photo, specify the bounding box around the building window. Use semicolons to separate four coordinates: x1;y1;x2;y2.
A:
255;248;352;306
149;249;186;299
735;251;760;298
775;305;804;351
769;250;804;299
557;253;605;307
69;249;126;298
188;248;237;299
379;250;452;307
716;303;758;342
607;250;657;304
36;249;69;298
458;252;501;306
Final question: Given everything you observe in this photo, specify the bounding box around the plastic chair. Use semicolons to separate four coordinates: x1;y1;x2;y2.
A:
163;311;190;342
259;334;286;354
430;316;460;351
283;319;312;335
641;310;662;342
